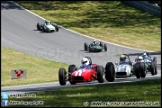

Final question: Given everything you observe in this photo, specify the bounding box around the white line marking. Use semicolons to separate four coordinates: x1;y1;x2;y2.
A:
11;1;154;52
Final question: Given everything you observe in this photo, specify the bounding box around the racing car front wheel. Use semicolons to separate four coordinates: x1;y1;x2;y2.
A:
97;65;104;83
55;25;59;32
105;62;115;82
84;43;88;51
104;44;107;51
58;68;67;85
150;62;156;75
134;62;146;78
153;57;158;75
37;23;40;30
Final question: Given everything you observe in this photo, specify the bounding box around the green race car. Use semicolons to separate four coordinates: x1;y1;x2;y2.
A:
84;40;107;52
37;20;59;32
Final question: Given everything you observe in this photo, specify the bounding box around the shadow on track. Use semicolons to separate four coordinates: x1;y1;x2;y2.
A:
1;1;24;10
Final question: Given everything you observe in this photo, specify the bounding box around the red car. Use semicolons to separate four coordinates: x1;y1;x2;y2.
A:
58;62;115;85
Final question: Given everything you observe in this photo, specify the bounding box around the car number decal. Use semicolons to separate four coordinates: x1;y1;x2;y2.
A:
75;69;84;76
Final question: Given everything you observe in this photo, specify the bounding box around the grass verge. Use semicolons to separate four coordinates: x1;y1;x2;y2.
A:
16;1;161;51
8;79;161;107
1;47;69;87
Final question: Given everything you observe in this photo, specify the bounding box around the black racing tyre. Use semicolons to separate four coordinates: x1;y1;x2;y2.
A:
153;57;157;63
68;64;77;72
89;45;92;52
134;63;140;78
37;23;40;30
97;65;104;83
105;62;115;82
42;26;46;32
84;43;88;51
150;62;156;75
153;57;158;75
104;44;107;51
134;62;146;78
58;68;67;85
68;65;77;85
140;63;146;78
55;25;59;32
100;42;103;47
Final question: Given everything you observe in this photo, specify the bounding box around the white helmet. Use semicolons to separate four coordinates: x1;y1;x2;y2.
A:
138;56;143;60
81;57;90;65
136;56;143;62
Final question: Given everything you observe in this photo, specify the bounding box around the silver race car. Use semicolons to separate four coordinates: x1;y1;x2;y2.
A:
114;54;134;78
114;51;160;78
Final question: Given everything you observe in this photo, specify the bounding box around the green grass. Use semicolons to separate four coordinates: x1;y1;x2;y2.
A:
16;1;161;51
8;79;161;107
1;47;69;87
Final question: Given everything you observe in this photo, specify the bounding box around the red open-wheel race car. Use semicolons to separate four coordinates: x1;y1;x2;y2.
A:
58;57;115;85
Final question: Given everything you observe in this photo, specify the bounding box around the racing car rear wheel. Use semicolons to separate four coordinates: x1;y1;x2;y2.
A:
105;62;115;82
134;62;146;78
153;57;157;75
58;68;67;85
100;42;103;47
84;43;88;51
42;26;46;32
68;65;77;85
37;23;40;30
104;44;107;51
97;65;104;83
89;46;92;52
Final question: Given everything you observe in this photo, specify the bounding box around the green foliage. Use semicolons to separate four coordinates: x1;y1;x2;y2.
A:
16;1;161;51
9;79;161;107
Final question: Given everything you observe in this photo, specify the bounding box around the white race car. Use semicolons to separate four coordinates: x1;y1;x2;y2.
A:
114;54;134;78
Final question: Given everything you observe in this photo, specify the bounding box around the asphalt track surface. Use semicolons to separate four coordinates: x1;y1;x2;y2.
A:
1;1;161;95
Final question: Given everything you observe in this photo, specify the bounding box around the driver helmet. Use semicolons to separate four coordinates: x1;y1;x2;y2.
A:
81;57;90;65
93;40;96;44
142;51;148;58
45;20;50;25
120;54;126;62
137;56;143;61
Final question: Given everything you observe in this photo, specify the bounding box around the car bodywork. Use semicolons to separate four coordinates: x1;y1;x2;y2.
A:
70;64;98;82
84;41;107;52
58;60;115;85
115;64;132;77
115;54;134;78
133;55;158;78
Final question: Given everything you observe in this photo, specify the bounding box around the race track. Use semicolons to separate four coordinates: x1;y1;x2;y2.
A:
1;1;161;94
